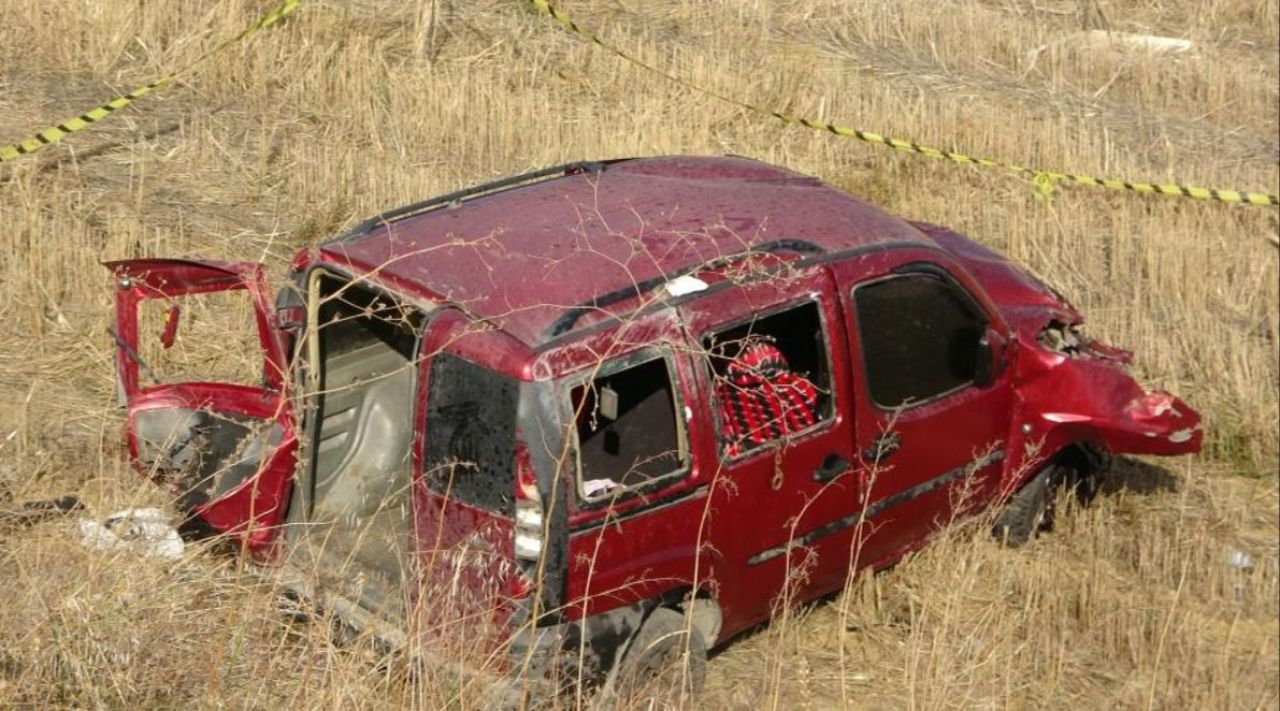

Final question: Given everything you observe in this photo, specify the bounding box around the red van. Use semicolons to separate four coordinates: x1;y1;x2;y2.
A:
107;156;1200;699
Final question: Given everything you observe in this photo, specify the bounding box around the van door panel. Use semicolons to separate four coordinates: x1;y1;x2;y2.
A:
677;266;860;635
106;259;297;552
832;248;1016;567
548;312;725;623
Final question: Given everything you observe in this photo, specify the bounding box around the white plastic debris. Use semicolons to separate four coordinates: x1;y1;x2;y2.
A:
1225;550;1255;572
1103;31;1194;53
582;479;620;497
1026;30;1196;67
78;508;184;561
665;275;709;297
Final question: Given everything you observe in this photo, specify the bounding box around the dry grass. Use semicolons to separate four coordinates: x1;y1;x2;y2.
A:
0;0;1276;708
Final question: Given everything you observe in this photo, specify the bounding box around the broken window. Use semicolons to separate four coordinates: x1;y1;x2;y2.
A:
422;353;520;516
702;301;834;456
854;273;987;408
136;290;262;386
570;354;687;500
127;288;279;509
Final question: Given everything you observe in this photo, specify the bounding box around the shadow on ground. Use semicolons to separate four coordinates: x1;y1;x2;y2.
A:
1099;456;1180;496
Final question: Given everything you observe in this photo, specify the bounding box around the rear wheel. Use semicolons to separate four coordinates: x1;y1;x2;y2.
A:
607;607;707;705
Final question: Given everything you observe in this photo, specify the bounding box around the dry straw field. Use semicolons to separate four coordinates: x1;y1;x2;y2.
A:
1;0;1277;708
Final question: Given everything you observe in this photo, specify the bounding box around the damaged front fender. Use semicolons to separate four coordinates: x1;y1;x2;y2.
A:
1014;321;1202;460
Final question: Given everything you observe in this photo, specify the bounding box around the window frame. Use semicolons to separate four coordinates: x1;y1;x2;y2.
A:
134;287;267;389
560;347;692;507
697;296;839;463
851;266;991;412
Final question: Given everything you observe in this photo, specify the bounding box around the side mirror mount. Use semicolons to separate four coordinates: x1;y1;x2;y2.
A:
272;283;307;332
974;327;1006;388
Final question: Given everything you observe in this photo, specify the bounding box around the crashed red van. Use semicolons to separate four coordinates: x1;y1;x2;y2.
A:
106;156;1201;698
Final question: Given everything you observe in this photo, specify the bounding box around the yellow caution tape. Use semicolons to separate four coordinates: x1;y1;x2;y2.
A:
0;0;302;163
528;0;1279;207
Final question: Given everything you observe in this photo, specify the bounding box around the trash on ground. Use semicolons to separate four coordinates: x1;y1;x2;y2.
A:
1225;549;1255;572
78;507;184;560
1026;30;1196;67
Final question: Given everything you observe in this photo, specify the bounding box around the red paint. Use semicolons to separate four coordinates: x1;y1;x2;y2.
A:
828;245;1019;573
316;157;930;346
410;309;521;641
107;156;1201;677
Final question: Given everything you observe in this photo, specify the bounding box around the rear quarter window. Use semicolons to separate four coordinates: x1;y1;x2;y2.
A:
568;352;688;502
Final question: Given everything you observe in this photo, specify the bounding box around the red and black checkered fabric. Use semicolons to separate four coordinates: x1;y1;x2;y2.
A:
716;343;820;456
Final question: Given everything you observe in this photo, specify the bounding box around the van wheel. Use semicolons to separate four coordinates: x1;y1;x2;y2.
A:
993;464;1064;547
607;607;707;705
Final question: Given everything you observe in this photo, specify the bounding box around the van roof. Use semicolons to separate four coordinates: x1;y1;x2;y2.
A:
316;155;932;346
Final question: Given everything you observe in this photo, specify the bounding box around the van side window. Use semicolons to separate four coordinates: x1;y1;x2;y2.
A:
854;274;987;408
703;301;833;457
570;355;686;500
423;352;520;516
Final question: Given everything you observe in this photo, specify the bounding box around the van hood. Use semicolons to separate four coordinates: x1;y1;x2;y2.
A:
910;221;1084;336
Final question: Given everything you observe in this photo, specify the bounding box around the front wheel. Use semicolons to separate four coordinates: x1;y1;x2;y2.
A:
993;464;1065;547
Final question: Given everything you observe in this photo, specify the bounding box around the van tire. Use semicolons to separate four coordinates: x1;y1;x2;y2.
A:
607;607;707;704
993;464;1063;547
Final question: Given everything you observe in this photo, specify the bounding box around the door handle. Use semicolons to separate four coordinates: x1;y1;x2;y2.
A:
861;432;901;463
812;453;850;483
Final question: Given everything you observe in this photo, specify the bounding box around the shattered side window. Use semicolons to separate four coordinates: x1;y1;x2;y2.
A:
422;353;519;516
136;290;262;386
854;273;987;408
702;300;833;457
570;353;687;501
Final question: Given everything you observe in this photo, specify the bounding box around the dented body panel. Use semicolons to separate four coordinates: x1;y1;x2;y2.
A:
913;223;1201;475
107;156;1201;689
107;259;297;550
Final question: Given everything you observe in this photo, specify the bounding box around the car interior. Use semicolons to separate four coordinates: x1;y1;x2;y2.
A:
571;355;686;499
702;300;833;452
286;272;423;619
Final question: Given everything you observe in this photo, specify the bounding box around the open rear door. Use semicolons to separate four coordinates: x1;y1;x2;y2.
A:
106;259;297;551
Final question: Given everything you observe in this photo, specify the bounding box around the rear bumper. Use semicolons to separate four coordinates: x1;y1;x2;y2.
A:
265;562;647;703
264;562;535;702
